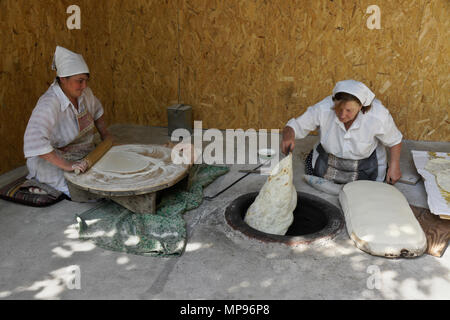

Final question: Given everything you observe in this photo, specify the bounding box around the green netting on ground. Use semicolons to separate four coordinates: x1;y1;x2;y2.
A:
76;164;229;257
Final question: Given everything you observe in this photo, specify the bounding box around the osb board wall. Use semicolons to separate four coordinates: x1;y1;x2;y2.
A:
0;0;449;174
0;0;179;174
179;0;449;137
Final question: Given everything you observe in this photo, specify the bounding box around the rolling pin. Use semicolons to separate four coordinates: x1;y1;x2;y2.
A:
74;136;113;174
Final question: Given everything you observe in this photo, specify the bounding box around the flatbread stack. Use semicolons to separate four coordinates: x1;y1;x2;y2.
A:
425;158;450;192
436;169;450;193
244;153;297;235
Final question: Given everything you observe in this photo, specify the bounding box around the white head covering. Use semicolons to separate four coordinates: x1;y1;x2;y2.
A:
332;80;375;106
51;46;89;77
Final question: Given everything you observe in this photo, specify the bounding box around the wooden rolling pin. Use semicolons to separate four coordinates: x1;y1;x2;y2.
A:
75;136;113;174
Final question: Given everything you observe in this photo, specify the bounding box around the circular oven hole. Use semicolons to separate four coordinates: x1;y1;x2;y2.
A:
225;192;344;246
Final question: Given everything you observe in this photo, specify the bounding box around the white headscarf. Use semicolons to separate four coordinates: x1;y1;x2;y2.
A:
51;46;89;77
332;80;375;106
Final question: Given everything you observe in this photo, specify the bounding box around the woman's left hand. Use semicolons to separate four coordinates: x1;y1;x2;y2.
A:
386;163;401;185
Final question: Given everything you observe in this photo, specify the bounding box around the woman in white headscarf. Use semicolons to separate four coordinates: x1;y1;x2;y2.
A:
282;79;402;185
23;46;112;197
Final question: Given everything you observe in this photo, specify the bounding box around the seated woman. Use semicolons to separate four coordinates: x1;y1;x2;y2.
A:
282;79;402;185
23;46;112;198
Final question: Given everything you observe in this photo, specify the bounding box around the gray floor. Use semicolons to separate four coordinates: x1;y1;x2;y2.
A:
0;125;449;300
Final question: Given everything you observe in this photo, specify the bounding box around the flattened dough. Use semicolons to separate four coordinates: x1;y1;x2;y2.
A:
425;158;450;175
436;168;450;192
95;151;149;173
244;153;296;235
339;180;427;258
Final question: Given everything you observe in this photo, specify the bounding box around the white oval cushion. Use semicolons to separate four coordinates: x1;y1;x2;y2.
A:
339;181;427;258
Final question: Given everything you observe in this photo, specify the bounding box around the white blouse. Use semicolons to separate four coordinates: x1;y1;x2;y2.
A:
23;80;104;195
286;96;402;181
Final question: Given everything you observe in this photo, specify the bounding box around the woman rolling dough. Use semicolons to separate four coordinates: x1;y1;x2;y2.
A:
23;46;112;197
282;79;402;185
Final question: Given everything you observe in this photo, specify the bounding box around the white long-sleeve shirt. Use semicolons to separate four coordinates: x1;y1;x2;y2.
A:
23;80;104;195
286;96;402;181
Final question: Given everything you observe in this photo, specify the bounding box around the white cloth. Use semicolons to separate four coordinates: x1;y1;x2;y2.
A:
286;96;402;181
52;46;89;77
332;79;375;106
411;151;450;216
23;80;104;195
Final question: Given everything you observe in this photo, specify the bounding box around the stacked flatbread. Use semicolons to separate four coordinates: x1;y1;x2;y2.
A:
425;158;450;192
244;153;297;235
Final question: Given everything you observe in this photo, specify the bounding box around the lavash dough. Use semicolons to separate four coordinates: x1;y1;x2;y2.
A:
436;168;450;192
94;150;149;174
244;153;297;235
425;158;450;175
339;180;427;258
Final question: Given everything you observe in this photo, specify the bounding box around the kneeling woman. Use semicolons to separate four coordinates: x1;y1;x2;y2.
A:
282;79;402;185
23;46;111;197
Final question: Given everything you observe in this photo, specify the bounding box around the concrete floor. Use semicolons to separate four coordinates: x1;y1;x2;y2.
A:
0;125;449;300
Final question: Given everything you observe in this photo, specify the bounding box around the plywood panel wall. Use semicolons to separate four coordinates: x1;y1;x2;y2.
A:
179;0;266;129
0;0;95;175
0;0;449;174
108;0;179;126
0;0;179;174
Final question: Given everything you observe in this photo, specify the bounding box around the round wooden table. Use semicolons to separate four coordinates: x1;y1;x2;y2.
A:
64;144;190;214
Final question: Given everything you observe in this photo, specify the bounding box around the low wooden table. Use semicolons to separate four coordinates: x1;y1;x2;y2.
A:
64;144;189;214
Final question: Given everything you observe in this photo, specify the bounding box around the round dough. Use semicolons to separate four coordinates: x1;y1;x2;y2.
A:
436;168;450;192
94;151;149;173
425;158;450;175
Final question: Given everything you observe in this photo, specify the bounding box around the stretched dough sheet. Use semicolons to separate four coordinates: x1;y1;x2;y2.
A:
411;151;450;216
339;181;427;258
95;151;149;173
244;153;296;235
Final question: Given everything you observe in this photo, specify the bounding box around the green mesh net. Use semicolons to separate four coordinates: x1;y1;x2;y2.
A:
76;164;229;257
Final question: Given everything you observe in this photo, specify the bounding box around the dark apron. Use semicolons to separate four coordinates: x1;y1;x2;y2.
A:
312;144;378;184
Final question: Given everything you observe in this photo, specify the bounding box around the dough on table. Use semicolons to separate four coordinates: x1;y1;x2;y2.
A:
425;158;450;175
436;168;450;192
339;180;427;258
244;153;297;235
94;150;149;174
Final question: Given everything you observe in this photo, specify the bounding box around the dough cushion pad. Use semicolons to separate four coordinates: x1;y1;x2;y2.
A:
244;153;296;235
339;181;427;258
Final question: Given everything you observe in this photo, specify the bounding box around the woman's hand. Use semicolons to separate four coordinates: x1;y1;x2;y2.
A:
386;163;401;184
71;159;89;173
282;126;295;155
386;143;402;184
